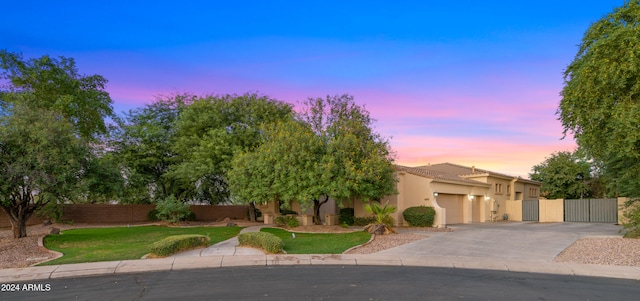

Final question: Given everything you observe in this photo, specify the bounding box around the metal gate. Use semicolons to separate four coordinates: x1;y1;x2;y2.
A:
522;199;539;221
564;198;618;223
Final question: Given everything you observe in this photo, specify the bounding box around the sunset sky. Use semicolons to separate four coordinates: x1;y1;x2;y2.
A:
1;1;623;177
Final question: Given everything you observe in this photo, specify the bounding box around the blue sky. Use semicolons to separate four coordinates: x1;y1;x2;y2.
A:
1;0;625;177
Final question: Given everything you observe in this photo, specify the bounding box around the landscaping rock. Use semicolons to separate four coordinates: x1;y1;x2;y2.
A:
49;227;60;235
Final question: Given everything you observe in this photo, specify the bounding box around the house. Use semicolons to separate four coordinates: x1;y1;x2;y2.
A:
350;163;541;227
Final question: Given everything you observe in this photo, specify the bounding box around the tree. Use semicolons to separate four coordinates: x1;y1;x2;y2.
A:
558;1;640;197
529;151;593;199
0;51;114;140
229;94;397;224
228;119;324;218
0;52;114;238
110;95;192;203
0;105;88;238
169;93;292;205
299;94;397;223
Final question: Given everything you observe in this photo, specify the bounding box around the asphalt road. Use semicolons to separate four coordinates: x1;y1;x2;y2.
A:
3;266;639;301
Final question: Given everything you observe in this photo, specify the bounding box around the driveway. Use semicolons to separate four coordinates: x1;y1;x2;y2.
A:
379;222;622;261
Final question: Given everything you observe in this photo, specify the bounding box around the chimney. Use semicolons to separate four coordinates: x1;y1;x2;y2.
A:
471;165;475;173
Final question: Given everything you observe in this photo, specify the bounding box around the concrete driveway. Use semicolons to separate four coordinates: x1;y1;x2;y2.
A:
378;222;623;261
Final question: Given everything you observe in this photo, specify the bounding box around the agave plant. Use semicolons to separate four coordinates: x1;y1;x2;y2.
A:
363;201;397;235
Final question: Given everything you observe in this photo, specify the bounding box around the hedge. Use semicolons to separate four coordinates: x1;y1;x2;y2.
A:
237;232;283;253
150;234;210;256
274;215;300;228
403;206;436;227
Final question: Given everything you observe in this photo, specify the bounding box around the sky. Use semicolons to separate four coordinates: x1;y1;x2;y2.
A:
0;0;625;178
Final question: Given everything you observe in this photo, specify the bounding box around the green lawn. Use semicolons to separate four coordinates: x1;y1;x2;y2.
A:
260;228;371;254
41;225;242;265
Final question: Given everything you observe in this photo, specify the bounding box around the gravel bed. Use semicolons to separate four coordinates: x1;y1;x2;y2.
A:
554;237;640;266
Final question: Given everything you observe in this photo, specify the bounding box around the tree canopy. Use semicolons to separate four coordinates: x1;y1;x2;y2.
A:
558;1;640;196
110;95;191;203
0;51;114;140
529;151;593;199
168;93;293;204
229;94;397;224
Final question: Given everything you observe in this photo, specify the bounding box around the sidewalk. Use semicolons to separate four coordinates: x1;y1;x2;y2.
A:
1;226;639;283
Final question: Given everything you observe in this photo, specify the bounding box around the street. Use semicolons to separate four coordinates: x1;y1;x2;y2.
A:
4;265;639;300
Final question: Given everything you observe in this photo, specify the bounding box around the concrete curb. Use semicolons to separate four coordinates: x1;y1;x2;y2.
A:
2;254;639;283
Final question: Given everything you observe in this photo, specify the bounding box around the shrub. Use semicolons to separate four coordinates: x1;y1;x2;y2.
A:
353;216;376;226
403;206;436;227
37;202;64;222
623;199;640;238
274;215;300;228
339;208;355;225
237;232;283;253
279;209;298;215
147;209;160;222
155;195;193;223
150;234;209;257
184;210;196;221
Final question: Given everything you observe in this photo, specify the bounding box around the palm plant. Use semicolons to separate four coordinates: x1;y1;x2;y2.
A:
363;201;397;235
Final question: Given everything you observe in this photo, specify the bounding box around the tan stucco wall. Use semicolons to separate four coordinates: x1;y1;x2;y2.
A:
394;172;445;227
539;198;564;222
618;197;633;225
505;200;522;221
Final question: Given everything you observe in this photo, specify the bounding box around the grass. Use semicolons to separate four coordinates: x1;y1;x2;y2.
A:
260;228;371;254
41;225;242;265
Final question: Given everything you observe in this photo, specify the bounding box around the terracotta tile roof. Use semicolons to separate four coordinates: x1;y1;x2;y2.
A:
417;162;515;179
396;163;540;186
395;164;489;186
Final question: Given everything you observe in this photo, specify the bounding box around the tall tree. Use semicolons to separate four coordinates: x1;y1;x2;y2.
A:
300;94;397;223
169;93;292;204
558;1;640;196
0;105;88;238
110;94;192;203
0;51;114;238
529;151;593;199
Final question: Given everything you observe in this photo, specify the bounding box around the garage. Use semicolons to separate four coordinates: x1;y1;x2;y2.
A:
436;194;464;224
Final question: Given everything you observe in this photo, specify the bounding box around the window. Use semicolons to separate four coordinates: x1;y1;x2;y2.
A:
507;185;511;195
528;188;539;197
495;183;503;194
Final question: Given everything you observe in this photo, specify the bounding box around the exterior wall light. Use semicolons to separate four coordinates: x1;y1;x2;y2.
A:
468;194;474;200
484;196;490;201
433;192;438;197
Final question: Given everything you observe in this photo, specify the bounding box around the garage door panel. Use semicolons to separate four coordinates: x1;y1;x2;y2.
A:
437;194;464;224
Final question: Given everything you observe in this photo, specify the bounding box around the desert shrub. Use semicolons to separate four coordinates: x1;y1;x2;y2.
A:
279;209;298;215
147;208;160;222
403;206;436;227
353;216;375;226
238;232;283;253
150;234;209;257
339;208;355;225
155;195;193;223
274;215;300;228
184;210;196;221
623;199;640;238
36;202;65;222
